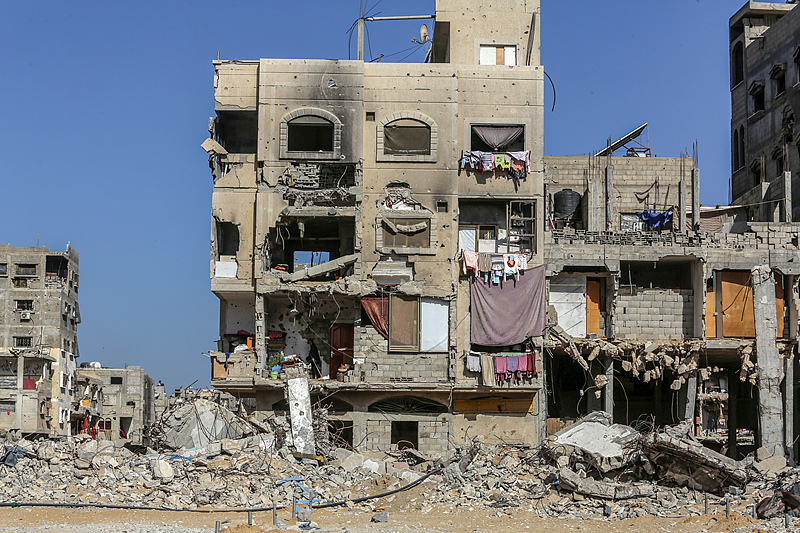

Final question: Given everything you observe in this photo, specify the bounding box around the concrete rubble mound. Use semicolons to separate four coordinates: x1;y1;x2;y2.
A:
148;398;256;450
1;408;800;529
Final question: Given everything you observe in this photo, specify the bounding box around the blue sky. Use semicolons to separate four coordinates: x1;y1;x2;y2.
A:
0;0;747;391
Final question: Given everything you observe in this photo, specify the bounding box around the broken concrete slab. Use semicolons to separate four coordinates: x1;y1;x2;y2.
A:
642;429;750;492
548;411;640;474
157;398;255;451
286;376;316;456
150;459;174;481
755;454;788;475
558;468;653;500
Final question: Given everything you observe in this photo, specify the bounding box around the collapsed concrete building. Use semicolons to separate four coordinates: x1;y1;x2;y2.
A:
0;244;81;437
205;0;800;462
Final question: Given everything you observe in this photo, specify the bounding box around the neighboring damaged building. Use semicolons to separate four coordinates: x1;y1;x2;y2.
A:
206;0;547;454
729;1;800;221
78;365;156;446
0;244;81;438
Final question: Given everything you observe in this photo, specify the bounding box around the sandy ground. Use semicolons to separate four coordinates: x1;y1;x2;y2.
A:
0;505;773;533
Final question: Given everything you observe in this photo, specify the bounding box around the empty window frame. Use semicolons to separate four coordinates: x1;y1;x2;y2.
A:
13;337;33;348
749;81;765;114
382;218;431;249
287;116;334;153
14;300;33;311
15;264;37;276
388;295;448;352
479;45;516;66
0;263;6;276
771;64;787;98
110;376;123;385
0;400;16;413
214;110;258;153
391;421;418;450
216;221;240;258
470;125;524;152
731;42;744;87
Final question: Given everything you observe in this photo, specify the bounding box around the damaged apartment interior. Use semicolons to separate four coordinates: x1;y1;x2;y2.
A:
203;0;800;464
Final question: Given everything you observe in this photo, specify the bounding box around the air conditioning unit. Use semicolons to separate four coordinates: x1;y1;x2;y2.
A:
20;312;31;321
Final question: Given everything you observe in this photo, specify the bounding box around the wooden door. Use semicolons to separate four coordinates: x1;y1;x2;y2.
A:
706;284;717;338
329;323;354;379
586;279;602;337
721;271;755;338
776;273;785;338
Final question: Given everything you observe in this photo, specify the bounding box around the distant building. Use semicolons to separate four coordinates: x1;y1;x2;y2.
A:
78;365;156;446
729;1;799;220
0;244;80;437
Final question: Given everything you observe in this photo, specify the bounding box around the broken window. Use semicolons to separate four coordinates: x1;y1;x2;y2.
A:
110;376;123;385
15;264;37;276
273;218;355;274
388;295;449;352
622;261;691;292
13;337;32;348
770;64;786;97
46;256;68;280
214;110;257;153
383;119;431;155
216;221;239;258
14;300;33;311
471;125;524;152
391;421;418;450
12;278;27;288
287;116;334;153
382;218;431;249
749;81;765;114
731;42;744;87
479;45;516;66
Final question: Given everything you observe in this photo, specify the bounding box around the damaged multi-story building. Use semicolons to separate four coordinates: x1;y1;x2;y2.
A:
206;0;546;453
0;244;82;437
205;0;800;462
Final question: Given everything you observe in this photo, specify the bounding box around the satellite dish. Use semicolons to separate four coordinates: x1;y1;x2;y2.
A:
420;24;429;43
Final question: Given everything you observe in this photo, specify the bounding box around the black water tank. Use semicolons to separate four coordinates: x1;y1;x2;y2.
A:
554;189;582;219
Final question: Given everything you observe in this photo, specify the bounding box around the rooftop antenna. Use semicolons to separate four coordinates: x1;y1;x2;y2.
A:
357;14;435;61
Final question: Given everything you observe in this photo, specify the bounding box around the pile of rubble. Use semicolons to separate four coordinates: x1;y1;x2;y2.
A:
1;405;800;530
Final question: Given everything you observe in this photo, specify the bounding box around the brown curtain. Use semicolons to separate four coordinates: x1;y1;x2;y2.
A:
472;126;523;151
384;123;431;155
361;297;389;339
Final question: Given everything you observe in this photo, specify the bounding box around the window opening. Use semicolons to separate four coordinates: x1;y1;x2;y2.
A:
382;218;431;249
369;396;447;413
771;64;786;97
15;300;33;311
366;112;376;121
287;116;334;153
216;221;239;258
732;42;744;86
750;81;765;113
110;376;123;385
46;256;68;280
384;119;431;155
0;263;6;276
738;126;745;170
733;129;740;172
391;421;419;450
471;125;524;152
16;264;37;276
388;296;449;352
436;201;448;213
14;337;33;348
12;278;27;288
479;45;516;66
214;111;257;153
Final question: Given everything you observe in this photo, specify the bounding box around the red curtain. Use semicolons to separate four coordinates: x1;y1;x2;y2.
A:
360;297;389;339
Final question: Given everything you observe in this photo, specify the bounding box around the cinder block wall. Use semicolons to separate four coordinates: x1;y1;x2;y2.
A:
363;419;391;450
354;325;449;383
615;289;694;340
418;420;449;454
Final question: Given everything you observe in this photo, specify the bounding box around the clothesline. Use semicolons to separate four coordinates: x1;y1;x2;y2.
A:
459;150;531;189
465;350;539;386
461;251;529;284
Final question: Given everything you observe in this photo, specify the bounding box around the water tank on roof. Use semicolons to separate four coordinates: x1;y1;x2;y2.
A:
553;189;582;219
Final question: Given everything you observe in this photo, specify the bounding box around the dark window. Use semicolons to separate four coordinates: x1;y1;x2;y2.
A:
16;264;37;276
0;263;6;275
14;337;33;348
391;421;419;450
15;300;33;311
750;82;765;113
739;126;745;170
732;42;744;86
110;376;123;385
216;221;239;257
287;116;334;153
384;119;431;155
471;125;524;152
366;112;375;121
215;110;257;153
46;256;68;280
771;64;787;97
733;128;740;172
12;278;27;288
382;218;430;249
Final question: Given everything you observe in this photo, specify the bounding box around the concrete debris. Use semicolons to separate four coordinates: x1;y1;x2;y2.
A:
548;412;640;474
370;511;389;523
149;398;255;451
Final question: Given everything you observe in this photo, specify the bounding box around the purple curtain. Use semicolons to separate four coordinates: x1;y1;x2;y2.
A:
470;264;546;346
473;126;523;151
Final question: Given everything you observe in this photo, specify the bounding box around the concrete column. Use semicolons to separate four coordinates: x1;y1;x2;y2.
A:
679;180;688;234
785;354;795;465
604;356;614;416
255;293;266;372
783;171;793;223
727;366;739;460
752;265;786;457
587;175;603;232
691;167;700;232
16;355;24;430
684;372;697;431
605;165;614;231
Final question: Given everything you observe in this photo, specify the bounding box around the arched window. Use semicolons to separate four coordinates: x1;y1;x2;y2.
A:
732;42;744;87
733;128;740;172
368;396;448;413
377;112;437;162
280;108;342;160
